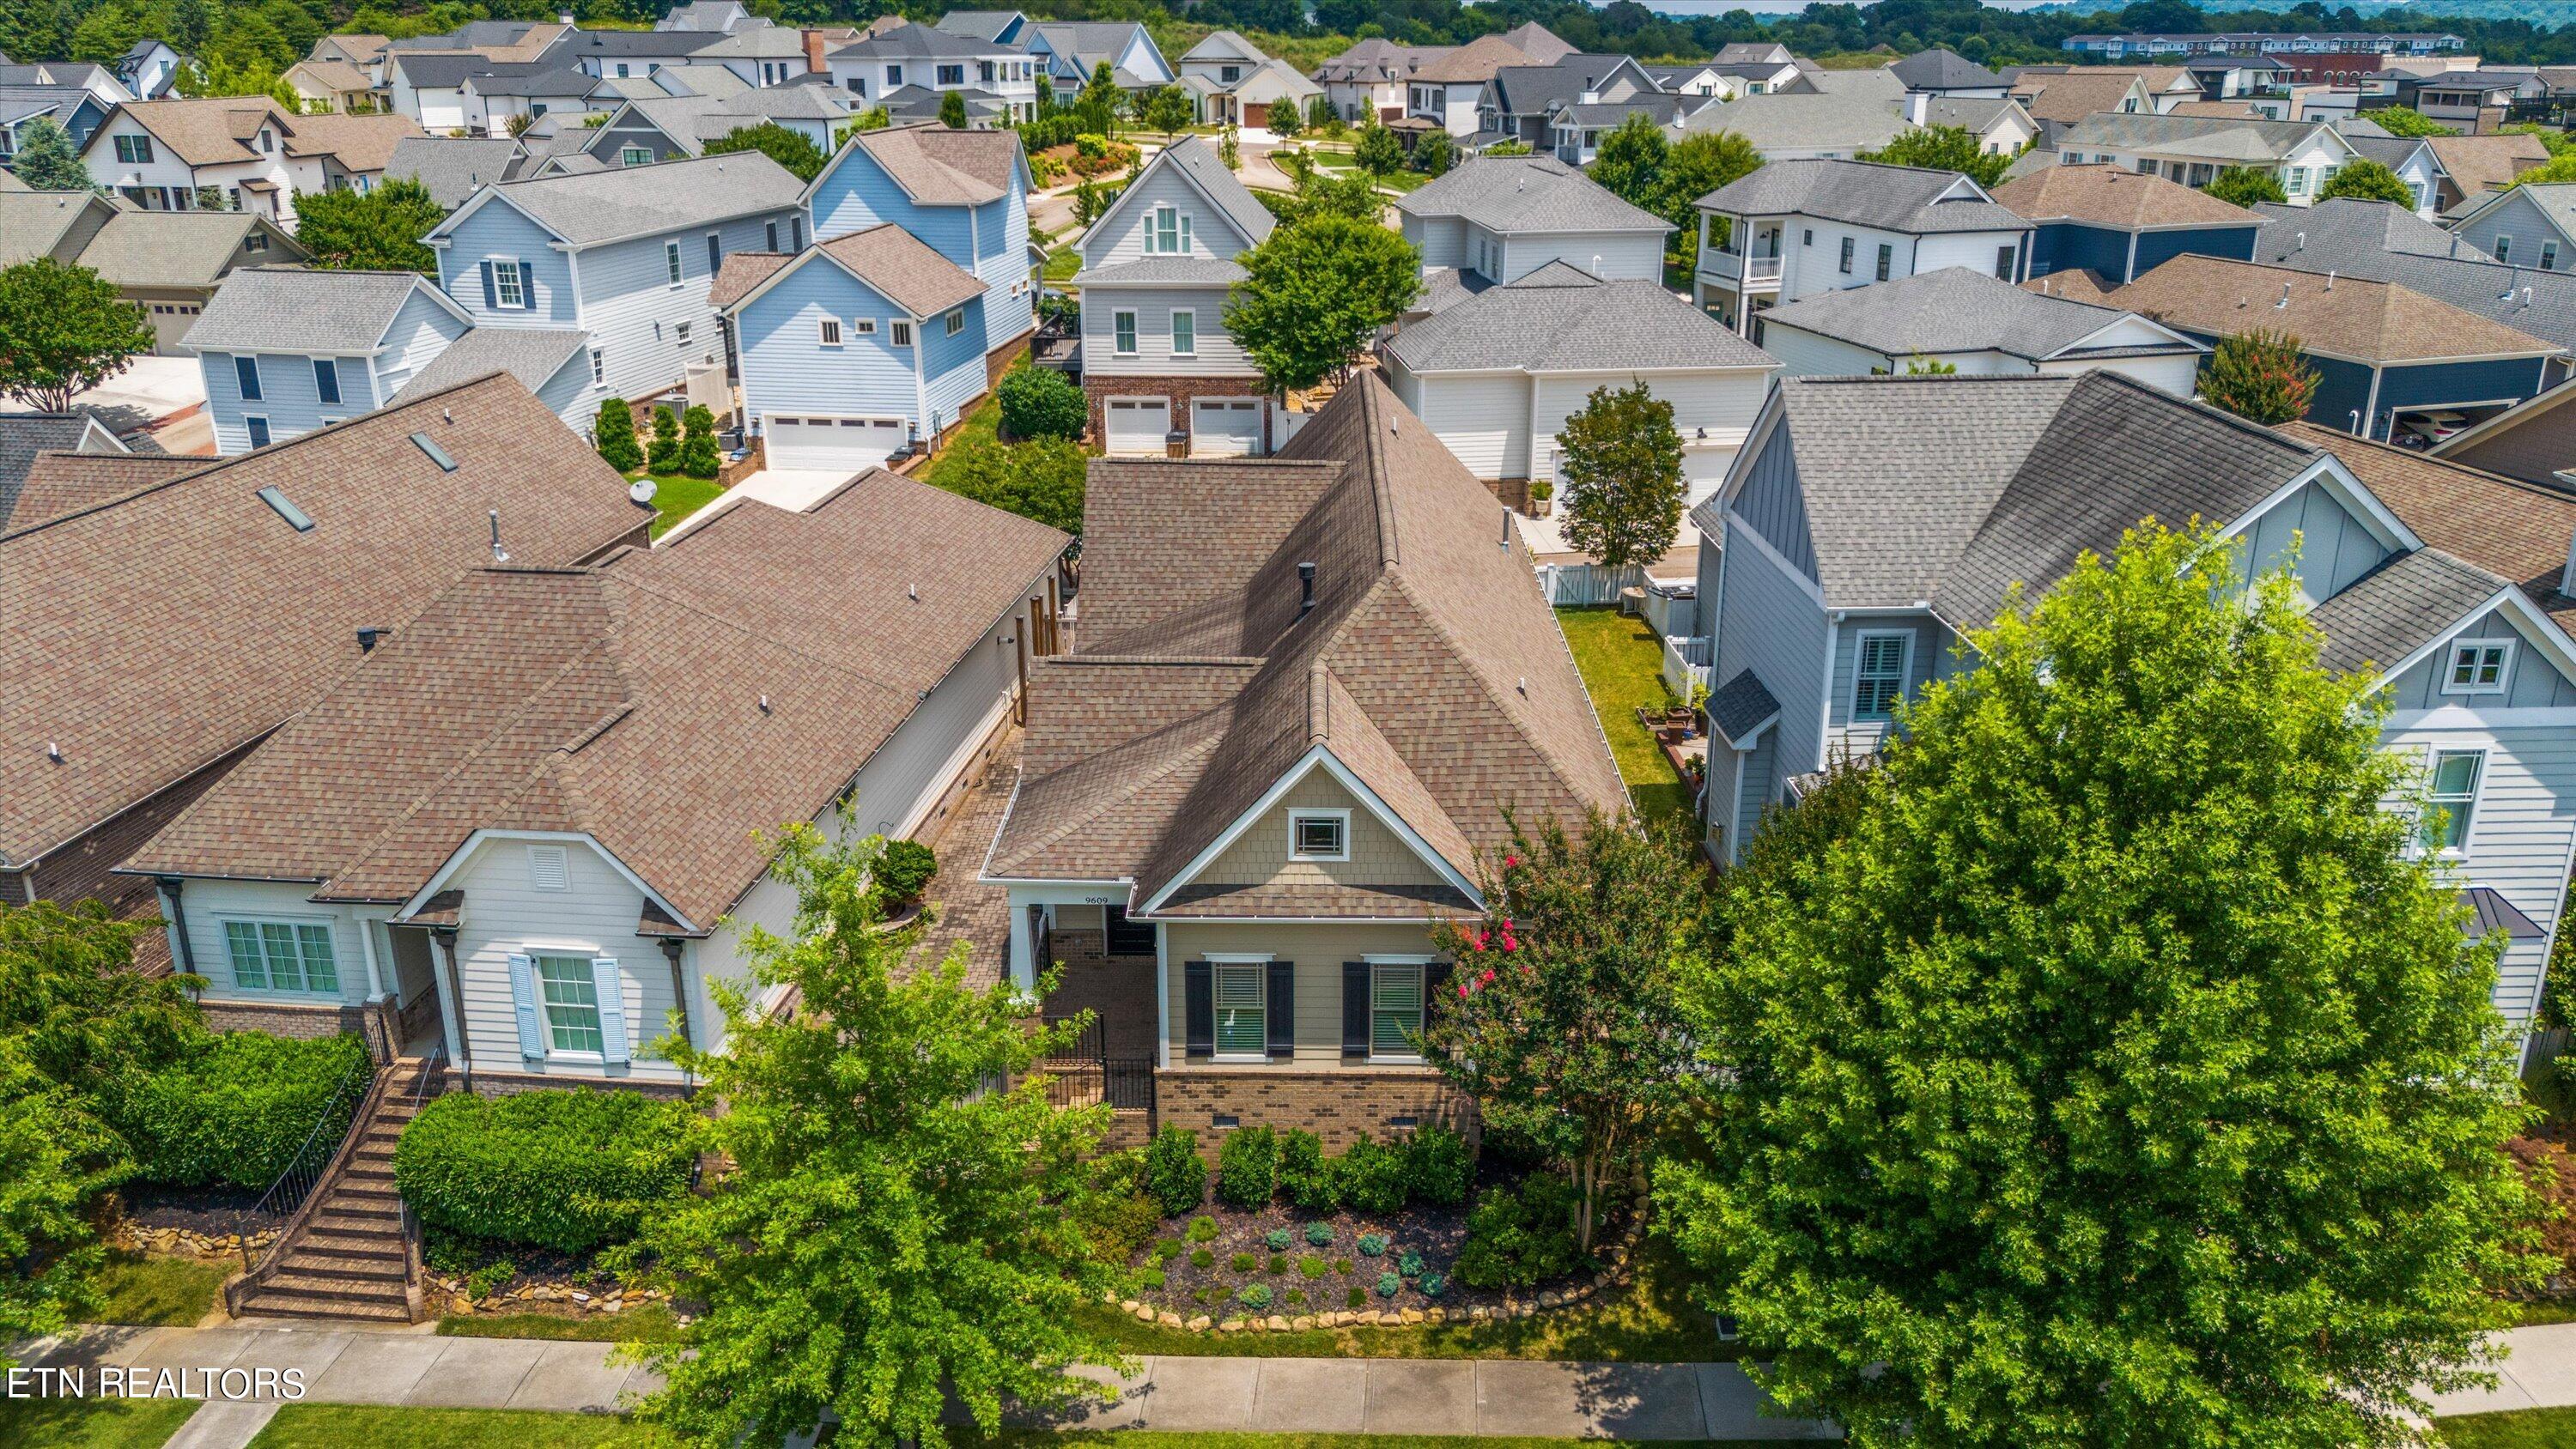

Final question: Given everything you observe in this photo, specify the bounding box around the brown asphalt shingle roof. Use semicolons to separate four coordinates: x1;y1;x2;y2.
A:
2008;70;2146;126
2430;132;2552;205
1412;33;1539;85
1991;161;2261;228
714;224;984;316
283;112;423;173
127;472;1070;926
986;373;1627;917
835;122;1021;205
0;376;653;872
2033;254;2561;363
7;452;202;530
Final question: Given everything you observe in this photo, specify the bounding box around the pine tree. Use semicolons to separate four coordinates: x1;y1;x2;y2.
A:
679;404;720;480
647;404;681;472
9;118;90;191
595;398;643;471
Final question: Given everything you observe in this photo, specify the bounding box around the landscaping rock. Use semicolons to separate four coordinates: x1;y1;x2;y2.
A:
1399;1308;1424;1325
1267;1315;1289;1331
1220;1318;1242;1331
1187;1315;1212;1331
1425;1308;1445;1325
1539;1290;1562;1309
1469;1307;1490;1322
1120;1300;1141;1314
1291;1315;1315;1331
1157;1311;1182;1328
1358;1310;1382;1325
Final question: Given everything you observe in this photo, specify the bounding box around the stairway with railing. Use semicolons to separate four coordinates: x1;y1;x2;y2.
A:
225;1046;444;1324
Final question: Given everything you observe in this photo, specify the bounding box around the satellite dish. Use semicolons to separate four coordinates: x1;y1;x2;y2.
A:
629;478;658;505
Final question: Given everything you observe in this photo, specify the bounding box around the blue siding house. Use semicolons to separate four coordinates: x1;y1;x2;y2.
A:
184;269;475;455
1991;162;2259;284
713;223;990;470
1687;369;2576;1042
424;151;809;406
805;123;1034;367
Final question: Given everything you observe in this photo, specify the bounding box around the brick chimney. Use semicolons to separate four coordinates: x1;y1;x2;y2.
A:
803;28;829;76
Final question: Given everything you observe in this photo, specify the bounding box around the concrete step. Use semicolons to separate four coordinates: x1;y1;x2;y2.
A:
239;1286;412;1323
275;1252;406;1282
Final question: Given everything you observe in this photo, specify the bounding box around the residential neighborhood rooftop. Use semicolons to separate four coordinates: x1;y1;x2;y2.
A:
1990;161;2262;228
1394;152;1670;236
390;334;592;404
1697;158;2029;236
1387;263;1777;373
2051;252;2562;363
829;122;1022;205
454;149;805;244
179;268;453;355
1759;266;2201;363
710;223;983;316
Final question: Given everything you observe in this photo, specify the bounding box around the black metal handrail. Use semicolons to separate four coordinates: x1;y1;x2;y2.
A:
398;1043;447;1313
234;1067;373;1278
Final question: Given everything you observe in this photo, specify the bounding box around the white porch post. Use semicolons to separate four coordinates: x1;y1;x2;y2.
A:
1007;895;1036;996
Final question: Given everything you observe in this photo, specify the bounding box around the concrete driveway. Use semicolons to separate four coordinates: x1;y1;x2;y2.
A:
654;468;860;543
39;355;208;433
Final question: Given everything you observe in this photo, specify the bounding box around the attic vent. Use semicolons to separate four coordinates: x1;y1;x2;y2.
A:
256;486;314;532
528;844;570;892
410;433;458;471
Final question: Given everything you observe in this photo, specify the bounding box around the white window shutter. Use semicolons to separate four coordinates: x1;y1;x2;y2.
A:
592;956;629;1064
508;953;544;1058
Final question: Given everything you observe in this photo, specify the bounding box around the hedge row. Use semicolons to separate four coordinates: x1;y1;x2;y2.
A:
1146;1124;1471;1216
393;1088;700;1252
121;1032;374;1192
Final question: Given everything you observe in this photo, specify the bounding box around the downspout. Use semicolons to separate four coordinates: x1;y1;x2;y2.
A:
155;875;197;981
2360;364;2385;440
659;937;696;1094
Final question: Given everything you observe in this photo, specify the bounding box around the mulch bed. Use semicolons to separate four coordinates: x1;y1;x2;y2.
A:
116;1186;265;1236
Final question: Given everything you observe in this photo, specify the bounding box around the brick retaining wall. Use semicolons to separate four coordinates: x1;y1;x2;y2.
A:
1157;1068;1477;1156
199;996;400;1064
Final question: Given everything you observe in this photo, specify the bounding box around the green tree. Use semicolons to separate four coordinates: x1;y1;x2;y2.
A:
933;435;1085;535
1072;177;1115;230
1662;130;1763;273
1141;84;1192;136
1424;809;1703;1250
647;405;681;473
290;177;441;273
2318;156;2418;205
835;106;891;145
679;403;720;480
1079;60;1121;135
2370;105;2457;137
596;397;644;471
1554;380;1684;573
69;3;143;64
1483;138;1532;155
0;258;156;414
2205;164;2288;208
1268;99;1303;139
1352;120;1403;177
616;826;1127;1447
1413;128;1455;177
0;1049;120;1367
939;88;969;130
1587;111;1669;214
9;117;91;191
1219;121;1241;171
705;121;829;183
2199;327;2320;426
1901;353;1959;373
1660;522;2547;1449
1221;215;1419;394
996;365;1085;441
1303;93;1335;135
1858;122;2012;188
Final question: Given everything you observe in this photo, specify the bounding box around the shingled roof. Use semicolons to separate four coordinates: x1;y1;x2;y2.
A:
125;471;1069;926
0;376;652;873
446;149;805;246
823;121;1022;205
983;373;1627;916
1757;266;2201;364
1395;152;1670;236
1697;158;2030;236
2041;253;2561;364
1990;161;2259;228
1385;263;1777;373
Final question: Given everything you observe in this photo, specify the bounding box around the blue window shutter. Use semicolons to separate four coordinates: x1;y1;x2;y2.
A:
508;953;544;1058
480;261;497;310
592;957;629;1064
517;261;535;310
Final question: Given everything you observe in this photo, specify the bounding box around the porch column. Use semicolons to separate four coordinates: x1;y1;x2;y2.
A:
1008;899;1036;997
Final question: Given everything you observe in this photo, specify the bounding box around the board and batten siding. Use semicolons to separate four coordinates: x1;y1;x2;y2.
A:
1711;516;1832;818
2381;604;2576;711
2227;477;2394;604
172;879;380;1007
1081;286;1255;379
574;208;799;403
1161;920;1447;1070
1729;423;1817;581
810;149;1031;358
1825;611;1953;755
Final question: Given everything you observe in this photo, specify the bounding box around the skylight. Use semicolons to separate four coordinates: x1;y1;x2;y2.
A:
410;433;458;471
256;486;313;531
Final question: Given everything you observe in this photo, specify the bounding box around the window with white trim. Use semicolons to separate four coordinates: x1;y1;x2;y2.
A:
1212;961;1266;1058
2547;240;2562;271
590;348;605;385
493;260;525;309
535;954;605;1053
2445;640;2513;694
222;920;338;993
2422;749;2483;853
945;307;964;336
819;316;843;346
852;317;877;335
1113;308;1137;355
1148;204;1192;255
2495;233;2514;264
623;145;652;166
1852;631;1911;719
245;415;270;449
665;239;683;286
2286;167;2308;195
1170;307;1195;355
1370;961;1425;1059
1289;809;1348;861
890;318;912;346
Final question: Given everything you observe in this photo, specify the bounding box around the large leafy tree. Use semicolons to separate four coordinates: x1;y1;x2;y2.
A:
617;827;1127;1447
1859;122;2014;188
2199;326;2319;426
1555;380;1685;573
2318;157;2418;205
1222;215;1418;393
292;177;442;274
1588;112;1669;215
2205;164;2288;208
1660;130;1763;269
1139;84;1193;136
706;121;829;183
0;258;157;414
932;434;1085;536
1660;523;2546;1449
1424;809;1703;1250
10;118;91;191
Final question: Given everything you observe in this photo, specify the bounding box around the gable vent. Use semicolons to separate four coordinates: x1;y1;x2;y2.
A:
256;485;314;531
528;844;570;891
411;432;458;471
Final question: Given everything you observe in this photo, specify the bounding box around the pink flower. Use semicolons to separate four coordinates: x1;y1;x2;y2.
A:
1504;854;1522;870
1457;980;1470;998
1479;967;1497;986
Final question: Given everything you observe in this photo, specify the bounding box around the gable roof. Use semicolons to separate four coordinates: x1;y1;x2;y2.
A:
386;136;526;208
76;209;305;288
278;111;422;173
817;120;1022;205
1890;47;2007;91
831;21;1011;60
439;149;803;247
715;221;983;317
287;58;377;95
124;470;1068;925
1181;29;1266;64
1386;264;1776;373
1498;22;1577;64
1030;21;1160;82
1698;157;2029;235
0;191;115;267
392;330;590;403
2059;252;2560;363
2429;131;2551;209
1313;37;1448;85
1396;151;1670;236
0;375;652;872
1486;55;1648;118
2058;111;2349;165
936;11;1025;43
1759;265;2201;363
984;372;1625;912
2458;180;2576;239
5;452;195;533
1676;90;1911;155
1413;33;1541;86
1081;135;1271;269
2241;199;2576;352
0;412;126;531
1990;161;2259;227
2007;68;2149;125
181;267;464;354
101;95;295;167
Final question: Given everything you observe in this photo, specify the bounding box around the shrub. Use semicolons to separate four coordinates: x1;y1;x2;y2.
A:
1337;1137;1409;1215
1304;1221;1334;1246
1267;1253;1287;1274
1376;1271;1401;1298
1334;1257;1354;1275
1346;1286;1366;1308
1285;1288;1307;1307
595;399;645;472
1075;132;1107;159
1266;1228;1293;1252
1357;1232;1388;1257
1187;1214;1219;1242
1419;1271;1448;1299
1230;1252;1258;1273
1398;1249;1425;1280
1146;1126;1207;1215
1078;1190;1163;1263
1190;1247;1215;1270
125;1032;374;1191
1140;1268;1167;1289
678;403;720;480
996;366;1085;441
1404;1125;1471;1207
872;839;938;909
393;1088;700;1252
1151;1239;1185;1264
1299;1255;1326;1279
1217;1125;1279;1207
1454;1174;1582;1291
1241;1283;1272;1311
1279;1129;1336;1211
647;405;680;472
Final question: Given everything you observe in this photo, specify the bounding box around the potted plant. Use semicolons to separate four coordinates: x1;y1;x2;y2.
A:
1528;479;1554;518
871;839;939;926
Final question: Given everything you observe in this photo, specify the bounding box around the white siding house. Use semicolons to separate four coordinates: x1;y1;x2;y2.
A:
1693;158;2032;335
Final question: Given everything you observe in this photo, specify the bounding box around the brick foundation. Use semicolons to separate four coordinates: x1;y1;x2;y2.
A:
986;330;1034;390
198;995;402;1065
1157;1068;1477;1156
456;1069;696;1101
1084;374;1273;454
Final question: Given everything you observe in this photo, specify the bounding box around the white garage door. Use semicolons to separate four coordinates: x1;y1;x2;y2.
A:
1191;397;1264;457
1104;397;1170;456
763;415;905;471
148;300;201;356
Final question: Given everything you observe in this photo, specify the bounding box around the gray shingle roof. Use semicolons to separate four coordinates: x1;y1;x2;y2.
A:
1145;136;1273;247
2306;546;2504;676
181;268;444;354
1697;158;2029;236
2245;198;2576;351
0;191;111;268
937;10;1024;42
390;326;589;403
1758;266;2196;363
831;21;1010;60
462;149;804;246
2057;112;2338;165
1677;89;1909;155
1556;94;1691;127
1889;48;2006;91
1484;56;1644;119
385;136;525;209
466;65;598;98
76;210;303;288
560;28;725;58
1395;153;1670;236
1706;668;1780;746
1385;264;1777;373
1072;256;1248;286
0;413;120;532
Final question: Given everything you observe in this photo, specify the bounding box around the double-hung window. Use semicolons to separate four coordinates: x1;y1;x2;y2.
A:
2286;167;2308;196
2495;234;2514;264
1838;236;1854;274
1852;631;1911;719
590;348;605;385
493;260;525;309
1875;242;1893;282
1212;961;1267;1059
1370;961;1426;1061
534;954;605;1053
1170;308;1196;355
223;921;338;993
890;318;913;346
2422;749;2484;854
945;307;964;336
622;145;652;167
115;132;152;163
1995;245;2016;279
234;355;262;401
665;239;683;287
706;232;721;273
246;415;270;448
313;358;340;406
2547;240;2562;271
2445;640;2513;694
1113;308;1138;355
1149;204;1191;255
937;64;963;87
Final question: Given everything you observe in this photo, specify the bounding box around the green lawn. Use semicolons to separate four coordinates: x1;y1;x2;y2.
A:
2438;1407;2576;1447
246;1406;647;1449
0;1397;201;1449
2512;1297;2576;1325
1046;245;1083;283
1305;155;1433;192
88;1252;229;1327
1555;606;1693;827
630;472;722;539
437;1306;683;1343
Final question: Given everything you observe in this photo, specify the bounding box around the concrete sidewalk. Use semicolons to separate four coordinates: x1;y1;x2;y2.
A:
2425;1323;2576;1418
16;1321;660;1413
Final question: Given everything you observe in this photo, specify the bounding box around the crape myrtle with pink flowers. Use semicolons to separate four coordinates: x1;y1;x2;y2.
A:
1423;807;1704;1251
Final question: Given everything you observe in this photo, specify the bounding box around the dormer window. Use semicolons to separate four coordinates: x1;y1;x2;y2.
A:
1148;204;1191;255
2444;640;2513;695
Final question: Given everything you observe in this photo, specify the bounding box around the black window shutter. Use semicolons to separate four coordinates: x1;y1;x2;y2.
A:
1342;961;1370;1056
1267;960;1295;1058
1425;958;1454;1022
1184;960;1213;1059
479;260;497;309
517;261;535;310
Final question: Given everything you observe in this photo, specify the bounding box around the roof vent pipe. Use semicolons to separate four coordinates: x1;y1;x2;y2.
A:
2276;281;2292;307
2325;270;2334;288
2562;528;2576;599
489;509;508;564
1297;561;1316;619
1500;505;1513;548
357;626;382;652
2295;230;2306;250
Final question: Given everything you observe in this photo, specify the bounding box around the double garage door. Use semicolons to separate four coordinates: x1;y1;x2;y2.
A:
762;415;906;472
1102;397;1265;457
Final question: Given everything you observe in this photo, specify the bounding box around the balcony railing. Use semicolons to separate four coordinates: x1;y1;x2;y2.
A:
1746;255;1783;283
1698;251;1782;285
